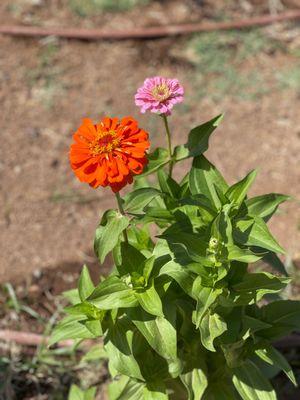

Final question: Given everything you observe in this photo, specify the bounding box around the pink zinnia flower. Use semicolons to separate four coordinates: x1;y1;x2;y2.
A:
135;76;184;116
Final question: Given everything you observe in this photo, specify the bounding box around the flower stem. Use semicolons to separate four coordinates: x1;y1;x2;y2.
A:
115;192;128;243
162;114;174;177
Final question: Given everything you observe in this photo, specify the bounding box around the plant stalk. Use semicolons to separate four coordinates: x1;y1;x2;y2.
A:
162;114;174;176
115;192;128;243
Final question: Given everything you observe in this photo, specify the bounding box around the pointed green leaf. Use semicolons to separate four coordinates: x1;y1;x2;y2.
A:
68;385;96;400
88;275;138;309
65;301;103;319
242;315;272;334
199;312;227;352
105;317;144;381
157;168;180;199
135;284;164;317
263;252;288;276
261;300;300;328
124;188;162;213
233;272;290;301
175;114;224;161
192;284;222;328
143;256;156;283
159;261;195;297
234;217;285;254
127;225;154;251
211;206;233;246
204;381;239;400
128;307;177;362
180;367;208;400
180;194;217;220
63;288;81;305
188;114;224;156
94;210;130;263
227;245;265;263
226;170;257;208
119;242;146;276
160;231;210;265
109;376;144;400
255;345;297;386
49;317;95;346
189;155;228;210
246;194;290;221
232;360;277;400
143;383;168;400
78;265;95;302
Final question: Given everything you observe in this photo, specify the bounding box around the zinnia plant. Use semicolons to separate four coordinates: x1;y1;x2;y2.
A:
51;77;299;399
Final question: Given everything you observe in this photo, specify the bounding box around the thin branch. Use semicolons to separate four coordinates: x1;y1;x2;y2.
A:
0;10;300;41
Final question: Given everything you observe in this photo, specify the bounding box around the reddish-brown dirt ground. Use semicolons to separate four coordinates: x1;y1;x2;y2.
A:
0;0;299;285
0;1;300;398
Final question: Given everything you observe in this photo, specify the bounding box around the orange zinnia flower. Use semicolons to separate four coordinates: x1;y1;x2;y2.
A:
70;116;150;192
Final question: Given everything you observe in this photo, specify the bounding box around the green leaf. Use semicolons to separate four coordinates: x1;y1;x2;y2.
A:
78;265;95;302
65;301;103;320
234;217;285;254
255;344;297;386
68;384;83;400
189;155;228;210
160;231;210;265
246;194;289;221
192;284;222;328
204;380;239;400
105;317;144;381
227;245;265;263
68;385;96;400
180;367;208;400
124;188;162;213
142;147;169;176
119;242;146;277
128;307;177;363
143;382;169;399
138;207;174;224
233;272;290;301
159;261;195;297
49;317;95;346
143;256;156;283
94;210;130;263
84;319;102;336
63;288;81;305
232;360;277;400
180;194;217;220
211;206;233;246
242;315;272;334
135;283;164;317
109;376;144;400
226;170;257;208
263;252;288;276
260;300;300;333
157;169;180;199
199;312;227;352
127;225;154;251
175;114;224;161
88;275;138;309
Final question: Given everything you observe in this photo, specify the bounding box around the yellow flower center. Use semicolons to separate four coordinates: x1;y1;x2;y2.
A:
152;84;170;102
89;129;120;156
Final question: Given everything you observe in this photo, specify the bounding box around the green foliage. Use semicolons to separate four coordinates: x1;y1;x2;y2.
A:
52;114;296;399
68;384;97;400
